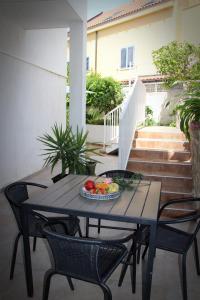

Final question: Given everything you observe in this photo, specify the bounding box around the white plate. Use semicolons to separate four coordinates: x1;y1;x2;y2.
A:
80;188;121;201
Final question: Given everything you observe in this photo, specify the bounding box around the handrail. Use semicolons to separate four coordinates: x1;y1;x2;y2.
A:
118;77;146;169
103;104;122;149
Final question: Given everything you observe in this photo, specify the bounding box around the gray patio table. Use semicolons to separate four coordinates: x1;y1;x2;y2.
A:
21;174;161;300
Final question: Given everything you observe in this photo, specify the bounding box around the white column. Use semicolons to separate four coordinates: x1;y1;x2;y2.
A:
69;21;86;133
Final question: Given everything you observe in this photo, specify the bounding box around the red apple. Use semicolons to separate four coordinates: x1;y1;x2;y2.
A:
84;180;95;191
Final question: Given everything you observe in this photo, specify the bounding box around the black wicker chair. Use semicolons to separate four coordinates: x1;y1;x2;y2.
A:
4;181;81;281
85;170;143;293
134;197;200;300
42;221;130;300
86;170;143;237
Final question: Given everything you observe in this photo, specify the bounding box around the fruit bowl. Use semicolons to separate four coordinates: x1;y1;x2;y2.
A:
80;179;121;201
80;187;121;201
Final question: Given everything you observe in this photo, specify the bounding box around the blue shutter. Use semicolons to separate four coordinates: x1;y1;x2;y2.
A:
121;48;126;68
128;46;134;68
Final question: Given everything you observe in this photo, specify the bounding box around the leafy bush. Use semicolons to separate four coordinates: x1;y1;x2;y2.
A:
176;85;200;139
168;120;176;127
86;73;123;124
145;106;156;126
86;107;104;125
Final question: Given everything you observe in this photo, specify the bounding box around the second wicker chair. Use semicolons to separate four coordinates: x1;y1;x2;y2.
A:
42;221;129;300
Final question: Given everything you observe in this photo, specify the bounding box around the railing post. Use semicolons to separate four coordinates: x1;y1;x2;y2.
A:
103;105;122;151
103;115;106;150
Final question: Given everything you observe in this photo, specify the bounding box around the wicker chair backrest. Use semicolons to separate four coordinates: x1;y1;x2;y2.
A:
4;182;46;237
158;197;200;248
43;223;127;283
99;169;143;179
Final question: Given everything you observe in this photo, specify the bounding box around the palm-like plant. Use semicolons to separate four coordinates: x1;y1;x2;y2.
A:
38;124;100;176
65;127;99;174
177;87;200;139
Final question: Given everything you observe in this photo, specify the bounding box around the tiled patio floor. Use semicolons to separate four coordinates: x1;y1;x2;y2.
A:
0;155;199;300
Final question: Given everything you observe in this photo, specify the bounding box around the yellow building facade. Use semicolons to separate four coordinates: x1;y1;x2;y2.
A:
87;0;200;82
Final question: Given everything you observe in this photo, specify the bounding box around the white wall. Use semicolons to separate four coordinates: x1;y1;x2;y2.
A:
86;125;104;144
146;92;168;122
146;88;182;124
0;16;67;188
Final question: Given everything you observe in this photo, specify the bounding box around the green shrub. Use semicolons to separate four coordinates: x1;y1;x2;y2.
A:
86;72;123;124
145;106;156;126
176;85;200;139
86;107;104;125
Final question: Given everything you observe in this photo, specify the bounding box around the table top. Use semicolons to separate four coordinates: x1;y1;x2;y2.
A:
25;175;161;225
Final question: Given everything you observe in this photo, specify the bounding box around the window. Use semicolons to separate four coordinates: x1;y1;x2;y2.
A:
120;46;134;69
86;57;90;71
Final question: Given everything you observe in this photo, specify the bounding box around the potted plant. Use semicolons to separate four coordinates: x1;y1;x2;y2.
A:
176;84;200;197
65;127;100;176
38;123;100;183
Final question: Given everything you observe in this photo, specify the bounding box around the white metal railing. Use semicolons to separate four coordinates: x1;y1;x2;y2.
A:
118;77;146;169
103;104;122;149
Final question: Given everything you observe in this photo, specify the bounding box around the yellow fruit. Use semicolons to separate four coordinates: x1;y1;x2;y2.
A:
108;183;119;193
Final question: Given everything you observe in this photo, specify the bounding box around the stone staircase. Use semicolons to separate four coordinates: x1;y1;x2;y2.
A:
127;126;193;202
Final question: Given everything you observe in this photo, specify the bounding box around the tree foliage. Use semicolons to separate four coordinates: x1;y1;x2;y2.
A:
86;73;123;124
152;41;200;88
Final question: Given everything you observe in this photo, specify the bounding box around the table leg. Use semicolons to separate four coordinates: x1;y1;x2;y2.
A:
85;217;89;237
142;223;157;300
20;207;33;297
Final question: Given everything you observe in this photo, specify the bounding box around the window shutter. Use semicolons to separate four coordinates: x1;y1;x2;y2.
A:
121;48;126;68
128;46;134;68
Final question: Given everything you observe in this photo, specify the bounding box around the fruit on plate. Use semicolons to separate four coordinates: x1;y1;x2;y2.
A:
84;180;95;191
95;182;109;190
83;179;119;195
108;183;119;193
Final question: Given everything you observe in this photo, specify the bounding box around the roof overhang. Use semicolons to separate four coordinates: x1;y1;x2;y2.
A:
0;0;84;30
87;0;174;34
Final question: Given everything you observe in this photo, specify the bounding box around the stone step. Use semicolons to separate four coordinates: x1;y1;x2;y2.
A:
129;127;192;202
105;143;118;154
133;138;190;151
160;191;192;202
130;148;191;162
127;159;192;177
135;128;186;140
143;174;192;194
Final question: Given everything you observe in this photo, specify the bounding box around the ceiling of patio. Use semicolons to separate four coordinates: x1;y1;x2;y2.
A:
0;0;81;29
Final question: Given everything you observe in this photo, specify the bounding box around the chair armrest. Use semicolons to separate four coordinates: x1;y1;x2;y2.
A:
158;197;200;224
19;181;48;189
33;211;49;222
